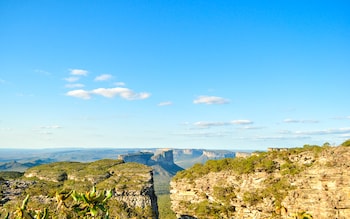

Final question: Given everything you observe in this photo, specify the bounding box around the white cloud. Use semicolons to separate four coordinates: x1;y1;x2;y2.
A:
332;116;350;120
294;127;350;135
254;135;311;140
115;82;126;86
238;126;264;130
66;89;91;99
95;74;112;81
64;77;80;82
194;120;253;128
231;120;253;125
194;121;229;127
174;131;230;138
66;87;151;100
284;118;319;123
70;69;88;76
40;125;62;129
158;101;173;106
92;87;150;100
65;83;85;88
193;95;230;105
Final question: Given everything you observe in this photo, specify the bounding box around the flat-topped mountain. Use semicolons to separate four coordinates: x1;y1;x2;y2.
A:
119;149;183;195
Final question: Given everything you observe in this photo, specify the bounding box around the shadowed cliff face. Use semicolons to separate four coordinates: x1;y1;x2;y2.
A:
170;146;350;219
0;159;159;219
119;150;183;178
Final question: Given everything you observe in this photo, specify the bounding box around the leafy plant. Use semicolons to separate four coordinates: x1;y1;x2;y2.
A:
2;187;112;219
290;210;313;219
3;194;49;219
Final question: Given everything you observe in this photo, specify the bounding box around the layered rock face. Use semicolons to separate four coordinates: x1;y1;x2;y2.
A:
170;146;350;219
1;159;159;218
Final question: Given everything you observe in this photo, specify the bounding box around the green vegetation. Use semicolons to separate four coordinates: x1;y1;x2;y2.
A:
157;194;176;219
291;211;313;219
174;144;331;181
1;186;112;219
0;171;24;180
341;139;350;147
1;159;156;219
172;143;335;218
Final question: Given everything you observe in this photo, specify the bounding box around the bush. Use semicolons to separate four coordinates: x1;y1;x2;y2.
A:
341;139;350;147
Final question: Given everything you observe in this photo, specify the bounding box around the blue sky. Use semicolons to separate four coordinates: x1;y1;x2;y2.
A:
1;0;350;150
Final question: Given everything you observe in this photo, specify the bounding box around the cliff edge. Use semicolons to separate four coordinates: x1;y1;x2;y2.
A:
170;145;350;219
1;159;159;218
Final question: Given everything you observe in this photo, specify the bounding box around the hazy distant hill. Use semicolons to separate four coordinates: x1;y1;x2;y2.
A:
173;149;236;169
0;148;242;171
0;159;54;172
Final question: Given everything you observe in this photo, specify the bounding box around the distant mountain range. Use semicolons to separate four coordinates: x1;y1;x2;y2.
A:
0;148;250;172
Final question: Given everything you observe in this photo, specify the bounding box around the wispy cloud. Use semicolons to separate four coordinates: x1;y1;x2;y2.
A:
40;125;62;129
280;127;350;136
332;116;350;120
231;120;253;125
194;121;229;127
194;120;253;128
158;101;173;106
115;82;126;86
193;95;230;105
66;89;91;99
0;78;6;84
95;74;112;81
238;126;265;130
34;69;51;76
254;135;311;140
0;127;12;131
92;87;150;100
64;77;80;83
69;69;88;76
174;131;230;138
283;118;319;123
66;87;151;100
65;83;85;88
294;127;350;135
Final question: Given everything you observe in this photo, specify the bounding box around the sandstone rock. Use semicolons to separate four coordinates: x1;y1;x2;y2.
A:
170;146;350;219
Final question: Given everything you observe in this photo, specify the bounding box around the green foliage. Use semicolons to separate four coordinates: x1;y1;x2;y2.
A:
172;144;331;218
187;200;235;219
0;172;24;180
157;194;176;219
341;139;350;147
1;160;156;219
3;186;113;219
174;144;331;181
3;194;48;219
281;163;302;176
290;211;313;219
213;186;236;205
243;190;263;206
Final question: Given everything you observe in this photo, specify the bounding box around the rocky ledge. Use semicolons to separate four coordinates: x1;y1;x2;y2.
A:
1;159;159;218
170;145;350;219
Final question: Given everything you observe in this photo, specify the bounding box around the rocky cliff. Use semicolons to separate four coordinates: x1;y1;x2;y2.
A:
170;145;350;219
119;149;183;196
0;159;159;218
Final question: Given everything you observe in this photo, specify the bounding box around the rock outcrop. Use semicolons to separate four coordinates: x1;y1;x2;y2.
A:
170;146;350;219
119;149;183;178
1;159;159;218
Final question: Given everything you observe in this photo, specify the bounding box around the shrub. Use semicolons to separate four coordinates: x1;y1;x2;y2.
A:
341;139;350;147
